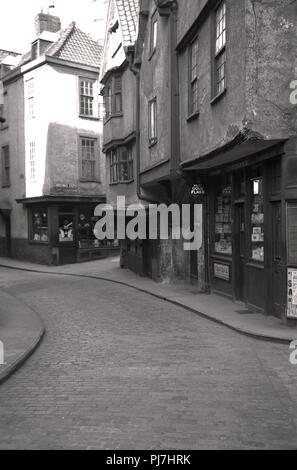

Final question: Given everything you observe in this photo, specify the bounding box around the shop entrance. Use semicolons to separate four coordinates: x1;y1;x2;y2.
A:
58;213;76;265
234;202;245;301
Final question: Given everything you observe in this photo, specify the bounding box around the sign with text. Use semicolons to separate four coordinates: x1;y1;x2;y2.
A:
214;263;230;282
287;268;297;319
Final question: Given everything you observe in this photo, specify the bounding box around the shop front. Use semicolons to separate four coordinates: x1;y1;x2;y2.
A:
18;197;119;265
182;137;297;324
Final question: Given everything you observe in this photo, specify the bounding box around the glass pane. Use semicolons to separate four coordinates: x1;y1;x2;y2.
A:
32;207;48;242
59;215;74;243
250;177;264;262
214;184;232;255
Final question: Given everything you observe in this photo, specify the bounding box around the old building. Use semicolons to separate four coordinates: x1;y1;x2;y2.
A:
101;0;297;324
177;0;297;324
0;11;109;265
100;0;143;273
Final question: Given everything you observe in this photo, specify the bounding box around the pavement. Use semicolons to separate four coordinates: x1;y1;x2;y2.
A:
0;255;296;386
0;288;45;384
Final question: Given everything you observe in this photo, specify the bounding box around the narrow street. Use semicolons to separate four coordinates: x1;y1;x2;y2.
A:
0;265;296;450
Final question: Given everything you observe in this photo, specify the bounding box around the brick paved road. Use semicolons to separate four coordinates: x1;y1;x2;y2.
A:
0;267;296;449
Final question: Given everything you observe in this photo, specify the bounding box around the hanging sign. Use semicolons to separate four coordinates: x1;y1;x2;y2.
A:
287;268;297;319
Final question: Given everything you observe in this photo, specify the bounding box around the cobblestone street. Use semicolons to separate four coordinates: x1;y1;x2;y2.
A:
0;266;297;449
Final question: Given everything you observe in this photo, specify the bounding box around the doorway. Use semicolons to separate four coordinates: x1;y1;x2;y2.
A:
234;202;245;301
1;210;11;257
58;213;76;265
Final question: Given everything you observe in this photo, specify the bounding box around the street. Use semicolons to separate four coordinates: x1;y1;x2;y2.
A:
0;265;296;449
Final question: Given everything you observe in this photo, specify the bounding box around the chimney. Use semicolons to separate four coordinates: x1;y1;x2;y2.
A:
35;13;61;36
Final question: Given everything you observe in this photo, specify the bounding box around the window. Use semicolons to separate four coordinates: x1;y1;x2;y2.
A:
250;176;264;263
189;36;199;115
214;183;232;255
80;79;95;116
26;79;35;118
150;15;158;56
213;1;226;98
1;90;8;129
102;75;122;120
80;137;97;181
30;207;48;242
29;141;36;181
109;146;133;184
1;145;10;187
148;98;157;145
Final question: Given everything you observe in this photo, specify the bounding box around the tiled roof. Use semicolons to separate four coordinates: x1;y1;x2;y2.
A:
48;23;103;67
115;0;139;47
18;22;103;70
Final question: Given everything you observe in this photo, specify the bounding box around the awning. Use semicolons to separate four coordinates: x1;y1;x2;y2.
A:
16;195;106;205
181;137;286;172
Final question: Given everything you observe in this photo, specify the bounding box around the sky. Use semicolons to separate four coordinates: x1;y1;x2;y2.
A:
0;0;108;53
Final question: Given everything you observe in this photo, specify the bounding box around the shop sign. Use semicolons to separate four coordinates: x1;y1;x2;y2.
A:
214;263;230;282
53;183;78;193
287;268;297;319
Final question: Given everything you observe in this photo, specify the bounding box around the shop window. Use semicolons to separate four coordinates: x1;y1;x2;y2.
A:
109;146;133;184
214;184;232;255
58;215;74;243
250;177;264;262
30;207;48;242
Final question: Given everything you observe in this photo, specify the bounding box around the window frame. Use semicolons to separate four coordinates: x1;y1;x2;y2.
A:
26;78;35;119
79;136;99;182
102;75;122;122
29;206;49;244
148;97;157;146
212;1;227;101
0;90;8;130
149;12;158;58
1;145;10;188
109;145;134;184
188;35;199;118
79;78;96;118
29;141;36;182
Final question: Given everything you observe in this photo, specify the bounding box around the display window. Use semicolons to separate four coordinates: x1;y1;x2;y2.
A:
214;184;232;255
250;177;264;262
30;207;48;243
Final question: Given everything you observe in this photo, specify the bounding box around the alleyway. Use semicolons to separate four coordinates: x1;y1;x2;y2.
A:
0;265;296;449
